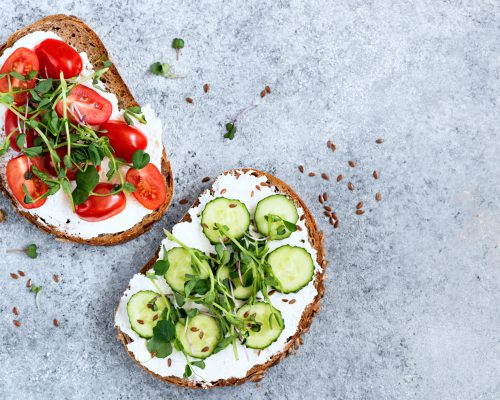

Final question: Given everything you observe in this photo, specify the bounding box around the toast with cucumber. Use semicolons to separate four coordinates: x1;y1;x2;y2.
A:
115;169;327;388
0;15;173;245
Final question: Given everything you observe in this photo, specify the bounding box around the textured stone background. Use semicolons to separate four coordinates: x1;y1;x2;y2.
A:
0;1;498;399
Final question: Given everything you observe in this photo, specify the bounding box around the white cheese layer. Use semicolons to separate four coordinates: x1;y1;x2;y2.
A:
115;170;321;385
0;31;163;239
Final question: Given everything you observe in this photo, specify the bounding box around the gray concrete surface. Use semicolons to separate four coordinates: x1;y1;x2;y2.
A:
0;1;499;399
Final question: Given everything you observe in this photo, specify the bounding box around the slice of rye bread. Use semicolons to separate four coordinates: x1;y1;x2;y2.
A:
0;15;174;245
115;168;327;388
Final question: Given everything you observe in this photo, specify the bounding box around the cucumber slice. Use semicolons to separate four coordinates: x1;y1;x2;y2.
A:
175;314;222;358
267;245;314;293
127;290;171;339
236;302;284;349
165;247;210;293
254;194;299;240
216;265;253;300
201;197;250;243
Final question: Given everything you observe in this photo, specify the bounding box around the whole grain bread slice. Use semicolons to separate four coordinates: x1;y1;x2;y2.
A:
116;168;327;388
0;15;174;245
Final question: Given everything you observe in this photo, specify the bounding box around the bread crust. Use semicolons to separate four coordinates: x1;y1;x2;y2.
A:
115;168;327;388
0;15;174;245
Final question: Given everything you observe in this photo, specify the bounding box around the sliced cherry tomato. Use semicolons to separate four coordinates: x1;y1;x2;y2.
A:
126;163;166;210
4;108;36;152
35;39;83;79
99;121;148;162
6;155;47;209
75;182;126;222
56;85;112;125
43;148;78;180
0;48;39;103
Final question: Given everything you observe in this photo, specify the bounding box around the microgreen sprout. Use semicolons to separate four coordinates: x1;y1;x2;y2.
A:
171;38;185;60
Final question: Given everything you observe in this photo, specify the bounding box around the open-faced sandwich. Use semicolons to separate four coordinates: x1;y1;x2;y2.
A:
0;15;173;245
115;169;326;388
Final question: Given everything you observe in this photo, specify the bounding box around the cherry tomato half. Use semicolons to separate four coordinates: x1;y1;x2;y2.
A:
56;84;112;125
35;39;83;79
6;155;47;209
4;108;36;152
99;121;147;162
43;148;78;180
75;182;126;222
126;163;166;210
0;48;39;103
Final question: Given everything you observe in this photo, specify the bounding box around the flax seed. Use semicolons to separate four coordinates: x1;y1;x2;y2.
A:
337;174;343;182
168;358;172;367
13;320;21;327
324;211;331;218
376;138;384;144
282;299;289;302
329;218;335;226
260;90;266;98
321;173;330;181
203;83;210;93
296;225;303;231
185;97;193;103
152;314;159;321
179;199;189;205
137;320;144;325
268;289;276;296
190;327;199;332
323;192;328;201
26;279;32;288
289;299;296;304
202;176;210;183
203;223;209;229
250;190;254;198
348;160;356;168
356;201;363;209
202;346;209;352
331;212;338;220
229;203;237;208
356;209;365;215
12;307;19;316
255;185;261;191
53;319;59;327
308;172;316;177
220;188;227;195
376;192;382;201
0;209;5;222
334;220;339;229
298;165;304;173
53;274;59;283
18;270;25;277
318;194;324;204
300;214;305;221
324;205;332;212
373;170;379;179
199;331;204;339
331;143;336;152
244;311;250;318
265;85;271;94
348;182;354;191
10;273;18;280
327;140;332;148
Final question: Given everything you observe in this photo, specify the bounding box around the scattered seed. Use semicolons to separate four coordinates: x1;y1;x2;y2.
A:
329;218;335;226
296;225;303;231
282;299;289;302
250;190;254;198
348;160;356;168
0;209;6;222
308;172;316;177
376;192;382;201
18;270;25;277
179;199;189;205
220;188;227;195
203;83;210;93
190;327;199;332
376;138;384;144
199;331;204;339
260;90;266;98
137;320;144;325
146;303;152;309
318;194;324;204
265;85;271;94
331;143;337;152
323;192;328;201
324;205;332;212
356;201;363;209
327;140;332;148
337;174;343;182
255;185;261;191
10;273;18;280
373;170;379;179
167;358;172;367
26;279;32;288
331;212;338;220
356;209;365;215
152;314;159;321
244;311;250;318
53;274;59;283
261;182;270;187
300;214;305;221
13;320;21;327
289;299;296;304
348;182;354;191
298;165;304;173
229;203;237;208
268;289;276;296
53;319;59;327
201;346;209;352
321;173;330;181
201;176;211;183
334;220;339;229
12;307;19;316
324;211;331;218
185;97;193;104
202;223;209;229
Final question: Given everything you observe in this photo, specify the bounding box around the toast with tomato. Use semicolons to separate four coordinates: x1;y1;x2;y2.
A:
0;15;173;245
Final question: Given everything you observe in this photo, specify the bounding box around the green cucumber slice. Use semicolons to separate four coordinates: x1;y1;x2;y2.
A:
267;245;314;293
127;290;171;339
201;197;250;243
236;302;284;349
254;194;299;240
165;247;210;293
216;265;253;300
175;314;222;358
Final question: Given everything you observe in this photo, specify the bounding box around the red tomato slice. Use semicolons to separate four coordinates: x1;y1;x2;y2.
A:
99;121;148;162
75;182;126;222
4;108;36;152
6;155;47;209
126;163;166;210
0;48;39;103
56;85;112;125
43;148;78;180
35;39;83;79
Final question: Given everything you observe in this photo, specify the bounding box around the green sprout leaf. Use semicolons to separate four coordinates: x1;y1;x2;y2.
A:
132;149;150;170
26;244;38;259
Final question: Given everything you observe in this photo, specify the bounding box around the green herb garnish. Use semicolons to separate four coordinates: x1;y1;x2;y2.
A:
150;62;183;79
26;244;38;259
172;38;185;60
